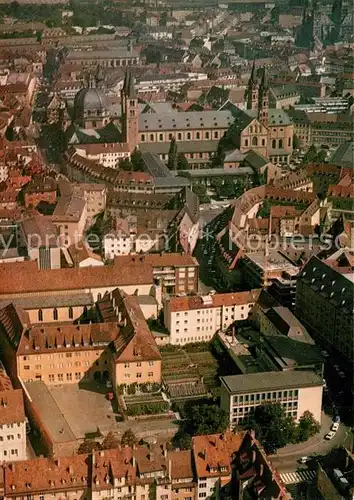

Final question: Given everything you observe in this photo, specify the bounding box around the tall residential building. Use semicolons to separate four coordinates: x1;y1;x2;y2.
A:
296;256;354;362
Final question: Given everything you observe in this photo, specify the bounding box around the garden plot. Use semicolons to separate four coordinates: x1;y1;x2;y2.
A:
122;392;169;416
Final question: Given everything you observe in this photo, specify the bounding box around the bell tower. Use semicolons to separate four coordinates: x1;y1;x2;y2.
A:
258;67;269;127
121;70;139;150
246;60;259;111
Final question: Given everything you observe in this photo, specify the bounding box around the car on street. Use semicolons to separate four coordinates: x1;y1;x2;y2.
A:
334;364;340;371
325;430;336;440
331;422;340;432
298;456;309;464
334;415;341;424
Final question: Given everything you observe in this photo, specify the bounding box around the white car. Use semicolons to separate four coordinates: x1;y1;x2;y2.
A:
331;422;340;432
106;380;113;389
325;430;336;440
298;456;308;464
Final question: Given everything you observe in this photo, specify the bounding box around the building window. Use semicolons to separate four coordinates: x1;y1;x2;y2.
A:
279;139;283;149
288;137;291;147
38;309;43;322
196;132;200;139
159;133;163;141
214;131;218;139
168;133;173;140
262;139;265;146
68;307;73;319
272;139;276;149
53;308;58;321
244;139;248;147
141;134;145;142
150;134;154;141
178;133;182;140
187;132;191;140
252;136;258;146
205;132;209;139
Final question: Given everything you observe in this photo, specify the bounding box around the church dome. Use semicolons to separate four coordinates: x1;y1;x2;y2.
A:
74;87;109;116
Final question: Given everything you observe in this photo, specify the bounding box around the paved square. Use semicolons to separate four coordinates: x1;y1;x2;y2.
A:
49;383;117;439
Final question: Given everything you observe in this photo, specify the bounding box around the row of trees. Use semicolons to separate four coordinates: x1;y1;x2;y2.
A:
78;428;137;454
172;403;229;449
167;138;189;171
250;404;321;454
118;149;145;171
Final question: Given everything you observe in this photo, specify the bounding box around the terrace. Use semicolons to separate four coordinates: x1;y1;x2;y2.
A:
161;344;222;400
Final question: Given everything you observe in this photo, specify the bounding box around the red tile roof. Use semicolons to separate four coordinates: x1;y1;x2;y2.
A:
0;389;25;425
192;430;246;479
114;253;199;269
167;290;261;312
0;260;153;296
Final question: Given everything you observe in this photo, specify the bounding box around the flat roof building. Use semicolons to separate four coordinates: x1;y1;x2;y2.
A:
220;370;323;427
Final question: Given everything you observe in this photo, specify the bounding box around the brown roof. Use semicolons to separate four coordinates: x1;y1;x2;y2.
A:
67;242;102;264
75;143;130;155
0;389;25;425
114;252;199;269
169;450;194;480
167;290;261;312
0;260;153;296
192;430;246;478
3;455;89;495
109;290;161;363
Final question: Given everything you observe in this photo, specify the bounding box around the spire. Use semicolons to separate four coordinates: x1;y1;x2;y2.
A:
122;70;129;93
127;70;136;99
260;67;269;91
250;59;256;84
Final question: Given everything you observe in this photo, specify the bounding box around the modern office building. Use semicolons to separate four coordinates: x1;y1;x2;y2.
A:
220;370;323;427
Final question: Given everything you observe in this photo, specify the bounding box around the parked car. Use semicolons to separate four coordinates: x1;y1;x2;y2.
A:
325;431;336;440
334;364;340;371
334;415;341;424
106;380;113;389
331;422;340;432
298;456;309;464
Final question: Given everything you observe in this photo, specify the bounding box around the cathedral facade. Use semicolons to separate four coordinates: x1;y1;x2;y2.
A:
50;68;293;165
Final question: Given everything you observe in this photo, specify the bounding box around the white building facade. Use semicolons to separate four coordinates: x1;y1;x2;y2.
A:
164;290;260;345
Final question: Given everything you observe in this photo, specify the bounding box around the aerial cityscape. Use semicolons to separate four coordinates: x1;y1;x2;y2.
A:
0;0;352;498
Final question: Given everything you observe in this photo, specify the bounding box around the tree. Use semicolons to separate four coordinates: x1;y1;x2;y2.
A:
177;152;189;171
119;157;133;171
121;428;137;447
315;149;327;163
184;404;228;436
131;149;144;171
293;134;301;150
172;431;192;450
102;431;121;450
192;183;210;204
302;144;317;164
295;411;321;443
167;138;178;170
77;439;102;454
249;403;296;454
